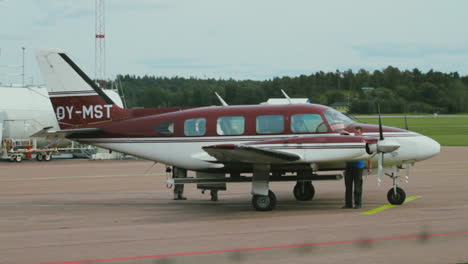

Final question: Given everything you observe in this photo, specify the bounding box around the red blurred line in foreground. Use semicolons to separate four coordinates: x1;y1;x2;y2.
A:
36;231;468;264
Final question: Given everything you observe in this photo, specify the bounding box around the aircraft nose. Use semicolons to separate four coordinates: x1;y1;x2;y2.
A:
417;135;441;160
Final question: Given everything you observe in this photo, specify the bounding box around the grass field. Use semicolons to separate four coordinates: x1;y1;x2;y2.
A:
356;116;468;146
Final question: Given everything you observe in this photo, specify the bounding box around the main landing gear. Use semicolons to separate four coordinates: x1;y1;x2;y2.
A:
251;164;275;211
168;167;344;211
251;180;316;211
293;181;315;201
250;168;318;211
252;190;277;211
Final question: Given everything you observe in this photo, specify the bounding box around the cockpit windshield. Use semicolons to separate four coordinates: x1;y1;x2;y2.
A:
324;108;354;132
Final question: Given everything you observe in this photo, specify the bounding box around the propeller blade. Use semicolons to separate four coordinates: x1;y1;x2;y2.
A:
404;105;409;130
377;152;384;185
404;114;408;130
377;103;384;140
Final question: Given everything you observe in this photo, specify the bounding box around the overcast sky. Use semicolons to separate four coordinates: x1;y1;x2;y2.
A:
1;0;467;85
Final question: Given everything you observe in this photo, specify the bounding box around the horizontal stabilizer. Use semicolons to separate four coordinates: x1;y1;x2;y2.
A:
203;144;301;164
31;127;102;139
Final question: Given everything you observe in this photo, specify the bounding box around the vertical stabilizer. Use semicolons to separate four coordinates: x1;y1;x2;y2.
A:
36;49;128;129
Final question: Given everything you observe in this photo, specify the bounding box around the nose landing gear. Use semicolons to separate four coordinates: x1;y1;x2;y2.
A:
386;173;406;205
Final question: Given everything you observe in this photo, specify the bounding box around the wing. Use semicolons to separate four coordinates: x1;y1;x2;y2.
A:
200;135;377;165
202;144;301;164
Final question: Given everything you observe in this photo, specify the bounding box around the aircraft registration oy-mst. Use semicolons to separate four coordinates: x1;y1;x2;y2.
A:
34;49;441;211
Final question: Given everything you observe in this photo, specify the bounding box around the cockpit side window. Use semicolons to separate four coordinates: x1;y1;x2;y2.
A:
324;108;354;132
184;118;206;136
156;121;174;136
291;114;327;133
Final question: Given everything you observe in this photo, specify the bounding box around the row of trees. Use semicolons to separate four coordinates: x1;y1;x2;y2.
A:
111;67;468;114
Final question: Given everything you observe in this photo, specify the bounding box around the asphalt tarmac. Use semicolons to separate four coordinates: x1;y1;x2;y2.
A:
0;147;467;264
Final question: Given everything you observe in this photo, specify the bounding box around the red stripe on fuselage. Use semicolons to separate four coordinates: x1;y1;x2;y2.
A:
55;103;409;139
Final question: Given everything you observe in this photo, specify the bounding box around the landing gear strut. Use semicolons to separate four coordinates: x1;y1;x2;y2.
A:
172;167;187;200
210;190;218;201
293;181;315;201
387;173;406;205
252;190;276;211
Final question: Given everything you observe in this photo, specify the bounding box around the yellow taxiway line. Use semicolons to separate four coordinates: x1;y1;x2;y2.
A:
360;195;422;215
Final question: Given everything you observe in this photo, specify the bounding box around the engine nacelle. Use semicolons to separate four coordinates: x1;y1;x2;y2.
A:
366;140;400;155
377;141;401;153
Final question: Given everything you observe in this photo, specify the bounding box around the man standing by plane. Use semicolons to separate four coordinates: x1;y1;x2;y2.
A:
341;126;372;209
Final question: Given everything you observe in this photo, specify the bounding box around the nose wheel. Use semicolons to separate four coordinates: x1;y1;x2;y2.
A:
387;187;406;205
293;181;315;201
384;172;407;205
252;190;276;211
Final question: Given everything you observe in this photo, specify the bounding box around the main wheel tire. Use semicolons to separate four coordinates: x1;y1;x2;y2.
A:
14;155;22;162
293;182;315;201
44;154;51;161
36;154;43;161
252;190;277;211
387;187;406;205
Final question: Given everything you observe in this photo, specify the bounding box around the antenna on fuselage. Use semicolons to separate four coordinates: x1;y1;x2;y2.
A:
215;92;228;106
281;89;292;104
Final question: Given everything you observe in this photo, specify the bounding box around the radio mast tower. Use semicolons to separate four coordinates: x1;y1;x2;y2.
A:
95;0;106;87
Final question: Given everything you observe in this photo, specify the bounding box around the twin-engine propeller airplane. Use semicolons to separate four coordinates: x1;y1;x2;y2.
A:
34;49;441;211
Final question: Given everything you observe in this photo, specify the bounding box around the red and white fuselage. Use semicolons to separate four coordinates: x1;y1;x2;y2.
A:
72;105;439;172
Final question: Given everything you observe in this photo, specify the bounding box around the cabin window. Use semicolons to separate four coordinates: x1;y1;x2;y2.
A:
156;121;174;136
217;116;245;135
256;115;284;134
184;118;206;136
291;114;327;133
